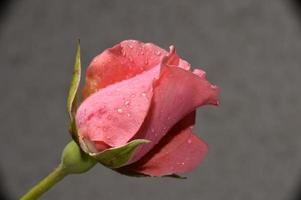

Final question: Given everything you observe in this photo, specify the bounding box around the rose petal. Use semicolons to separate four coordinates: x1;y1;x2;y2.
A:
164;46;191;70
83;40;168;98
129;66;219;163
122;112;208;176
193;68;206;78
135;132;208;176
76;66;160;151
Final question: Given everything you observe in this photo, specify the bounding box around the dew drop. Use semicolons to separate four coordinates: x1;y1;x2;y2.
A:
141;92;146;97
117;108;123;113
177;162;185;165
187;139;192;144
127;113;131;117
155;50;161;56
122;50;126;56
144;59;149;65
124;100;130;106
128;44;133;49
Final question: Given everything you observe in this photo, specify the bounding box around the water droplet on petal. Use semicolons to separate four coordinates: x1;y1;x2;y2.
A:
187;139;192;144
127;113;131;117
141;92;146;97
155;50;161;56
117;108;123;113
124;100;130;106
128;44;133;49
144;59;149;65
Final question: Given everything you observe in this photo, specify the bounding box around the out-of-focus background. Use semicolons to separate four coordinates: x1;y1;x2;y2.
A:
1;0;301;199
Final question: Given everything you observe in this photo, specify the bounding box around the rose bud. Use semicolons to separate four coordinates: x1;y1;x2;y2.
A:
69;40;219;177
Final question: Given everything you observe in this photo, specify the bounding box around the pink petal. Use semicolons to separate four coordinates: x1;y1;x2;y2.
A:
76;66;160;151
164;46;191;70
122;112;208;176
129;66;219;164
83;40;168;98
135;132;208;176
193;68;206;78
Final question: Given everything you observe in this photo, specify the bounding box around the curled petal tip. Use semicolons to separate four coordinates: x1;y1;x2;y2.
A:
169;45;176;53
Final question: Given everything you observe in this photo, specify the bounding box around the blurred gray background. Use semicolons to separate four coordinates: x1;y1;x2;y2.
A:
0;0;301;199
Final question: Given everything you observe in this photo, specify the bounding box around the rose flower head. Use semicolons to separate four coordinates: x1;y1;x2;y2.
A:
68;40;219;177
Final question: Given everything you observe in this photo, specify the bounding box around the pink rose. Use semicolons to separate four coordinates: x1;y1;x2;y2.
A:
74;40;219;176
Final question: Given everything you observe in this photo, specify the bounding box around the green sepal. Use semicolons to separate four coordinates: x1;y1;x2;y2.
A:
61;141;97;174
67;40;81;139
89;139;150;169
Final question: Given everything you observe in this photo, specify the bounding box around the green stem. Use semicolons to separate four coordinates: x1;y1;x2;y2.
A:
20;164;69;200
20;141;96;199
